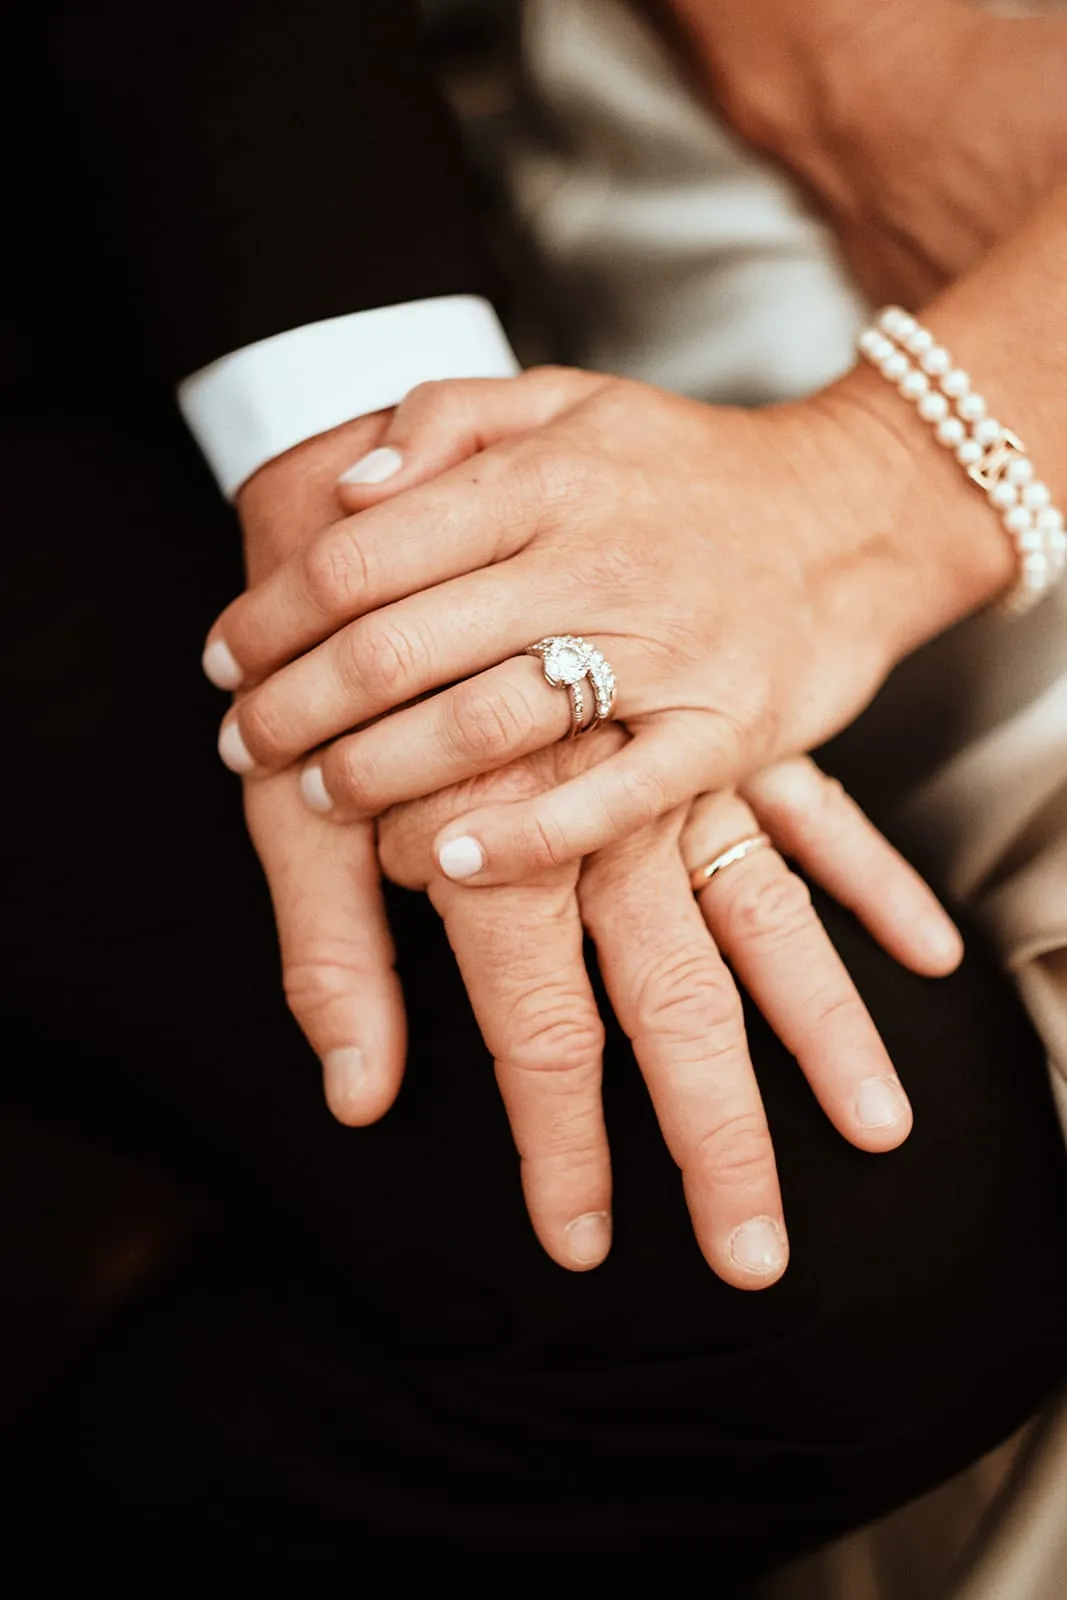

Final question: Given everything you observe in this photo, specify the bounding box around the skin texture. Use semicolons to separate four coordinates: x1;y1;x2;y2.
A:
657;0;1067;305
231;415;959;1287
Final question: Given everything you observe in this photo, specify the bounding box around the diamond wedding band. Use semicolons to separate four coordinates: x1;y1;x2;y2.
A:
525;635;618;739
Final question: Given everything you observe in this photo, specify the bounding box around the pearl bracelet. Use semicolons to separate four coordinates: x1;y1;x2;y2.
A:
857;307;1066;614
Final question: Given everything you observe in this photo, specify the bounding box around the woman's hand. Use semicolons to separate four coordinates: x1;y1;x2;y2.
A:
206;365;1012;886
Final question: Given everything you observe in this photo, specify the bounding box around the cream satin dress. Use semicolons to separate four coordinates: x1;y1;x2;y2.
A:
501;1;1067;1594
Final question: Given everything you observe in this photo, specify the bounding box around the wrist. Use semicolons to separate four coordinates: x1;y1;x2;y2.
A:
789;361;1017;671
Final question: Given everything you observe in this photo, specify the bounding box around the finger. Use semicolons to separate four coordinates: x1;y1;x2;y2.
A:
203;399;591;692
741;757;963;976
686;793;912;1154
302;657;576;821
432;715;736;885
433;875;613;1272
580;817;788;1289
244;774;407;1127
214;558;598;778
334;368;604;507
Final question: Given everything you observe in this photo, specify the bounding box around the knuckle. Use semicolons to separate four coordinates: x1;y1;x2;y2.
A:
447;684;537;765
302;528;370;616
506;998;606;1080
690;1112;776;1188
328;739;378;814
403;378;457;417
609;764;673;833
635;952;743;1043
723;868;814;949
341;617;424;697
238;688;291;764
282;956;355;1027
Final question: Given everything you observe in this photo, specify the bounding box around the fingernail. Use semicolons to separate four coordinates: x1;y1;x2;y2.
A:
729;1216;787;1277
300;764;333;814
202;638;244;690
565;1211;612;1267
856;1075;909;1129
437;836;485;880
338;447;404;486
218;718;255;773
323;1047;367;1119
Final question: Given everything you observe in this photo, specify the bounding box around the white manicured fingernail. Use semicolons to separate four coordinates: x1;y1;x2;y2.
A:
323;1047;367;1120
729;1216;787;1277
300;764;333;814
218;719;255;773
437;836;485;880
202;638;244;690
339;447;404;485
565;1211;612;1267
856;1075;909;1129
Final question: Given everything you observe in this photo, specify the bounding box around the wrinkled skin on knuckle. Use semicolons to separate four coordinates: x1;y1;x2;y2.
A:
448;684;537;766
723;869;815;951
329;740;378;815
239;686;293;765
282;955;359;1027
344;616;424;700
505;1004;606;1082
635;951;743;1046
302;526;370;617
689;1111;776;1190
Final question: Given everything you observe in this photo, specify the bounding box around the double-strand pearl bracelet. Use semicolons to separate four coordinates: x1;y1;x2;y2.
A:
857;307;1066;614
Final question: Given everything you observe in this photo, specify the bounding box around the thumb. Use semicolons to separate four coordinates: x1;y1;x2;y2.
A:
334;366;604;511
245;775;407;1127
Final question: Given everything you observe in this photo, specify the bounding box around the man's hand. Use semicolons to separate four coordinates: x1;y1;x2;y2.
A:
235;412;411;1123
657;0;1067;306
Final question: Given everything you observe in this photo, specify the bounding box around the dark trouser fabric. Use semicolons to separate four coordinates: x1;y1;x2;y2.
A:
3;411;1067;1567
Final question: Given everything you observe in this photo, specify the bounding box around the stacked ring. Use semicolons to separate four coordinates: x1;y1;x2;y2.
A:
525;635;618;739
689;833;770;893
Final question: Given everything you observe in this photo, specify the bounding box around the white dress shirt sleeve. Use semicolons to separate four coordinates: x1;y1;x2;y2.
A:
178;294;520;500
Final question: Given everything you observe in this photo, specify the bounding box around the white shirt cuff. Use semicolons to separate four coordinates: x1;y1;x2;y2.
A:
177;294;520;499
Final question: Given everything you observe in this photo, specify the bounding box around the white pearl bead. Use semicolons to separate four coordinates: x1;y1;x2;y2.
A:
900;368;929;400
1036;506;1065;533
934;416;966;448
1023;551;1049;575
989;480;1018;511
1005;505;1034;535
1018;529;1043;552
1006;457;1035;487
905;327;934;357
941;368;970;398
973;416;1002;448
1022;480;1051;511
895;313;918;339
878;307;907;337
918;391;949;423
957;392;986;423
858;329;880;358
881;351;910;382
936;416;966;448
921;346;951;377
1049;528;1067;554
957;439;983;468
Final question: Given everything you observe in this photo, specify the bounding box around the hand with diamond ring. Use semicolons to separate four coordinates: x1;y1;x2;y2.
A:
231;411;962;1289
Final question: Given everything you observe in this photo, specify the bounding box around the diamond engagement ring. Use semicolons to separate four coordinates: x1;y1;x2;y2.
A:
525;636;618;739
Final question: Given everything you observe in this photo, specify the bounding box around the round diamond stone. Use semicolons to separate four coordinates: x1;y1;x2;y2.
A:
544;640;590;685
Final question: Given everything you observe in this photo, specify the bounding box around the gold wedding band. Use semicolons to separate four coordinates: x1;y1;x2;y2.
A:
525;635;618;739
689;833;770;893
